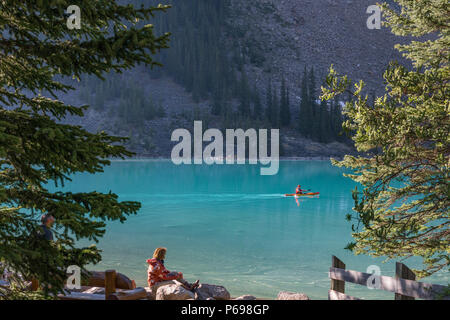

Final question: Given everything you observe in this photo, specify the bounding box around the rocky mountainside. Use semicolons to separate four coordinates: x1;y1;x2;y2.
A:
227;0;405;94
62;0;408;158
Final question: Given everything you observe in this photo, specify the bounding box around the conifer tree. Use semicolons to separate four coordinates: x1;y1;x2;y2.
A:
272;87;279;128
308;67;317;109
212;87;223;116
238;72;251;117
279;77;291;126
309;67;321;139
0;0;170;298
299;67;311;137
322;0;449;277
252;85;262;120
331;99;344;142
265;79;273;124
318;98;330;143
286;86;291;124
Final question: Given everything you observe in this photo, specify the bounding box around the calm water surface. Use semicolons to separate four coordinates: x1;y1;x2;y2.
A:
58;160;448;299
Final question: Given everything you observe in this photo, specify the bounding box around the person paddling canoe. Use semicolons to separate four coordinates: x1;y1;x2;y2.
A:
296;185;307;195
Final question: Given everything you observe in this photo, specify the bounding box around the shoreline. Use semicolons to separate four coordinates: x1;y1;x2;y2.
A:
109;156;337;162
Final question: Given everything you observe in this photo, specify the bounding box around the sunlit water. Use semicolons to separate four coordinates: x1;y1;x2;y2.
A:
56;160;448;299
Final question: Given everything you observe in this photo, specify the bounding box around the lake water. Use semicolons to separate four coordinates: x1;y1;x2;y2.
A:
60;160;448;299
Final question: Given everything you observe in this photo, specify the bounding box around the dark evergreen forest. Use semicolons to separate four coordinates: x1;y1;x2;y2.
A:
77;0;347;144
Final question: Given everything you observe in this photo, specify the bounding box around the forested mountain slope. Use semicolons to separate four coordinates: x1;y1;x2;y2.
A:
62;0;406;158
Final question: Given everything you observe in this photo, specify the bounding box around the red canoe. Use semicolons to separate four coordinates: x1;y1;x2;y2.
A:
285;192;320;197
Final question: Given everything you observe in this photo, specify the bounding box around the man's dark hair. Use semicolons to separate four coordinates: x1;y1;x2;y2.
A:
40;214;52;224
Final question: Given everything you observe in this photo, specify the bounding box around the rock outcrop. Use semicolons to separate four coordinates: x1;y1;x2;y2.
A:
155;283;195;300
194;283;231;300
146;281;232;300
146;282;310;301
146;280;178;300
277;291;310;300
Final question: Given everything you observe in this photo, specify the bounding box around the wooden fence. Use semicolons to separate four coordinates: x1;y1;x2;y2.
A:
328;255;449;300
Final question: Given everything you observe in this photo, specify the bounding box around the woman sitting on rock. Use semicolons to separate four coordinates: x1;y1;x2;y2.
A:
147;247;199;291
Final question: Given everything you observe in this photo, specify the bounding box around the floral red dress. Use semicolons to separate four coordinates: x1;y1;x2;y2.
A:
147;258;182;287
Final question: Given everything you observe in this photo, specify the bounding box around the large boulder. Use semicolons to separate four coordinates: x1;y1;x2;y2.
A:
195;283;230;300
277;291;310;300
146;280;177;300
156;283;195;300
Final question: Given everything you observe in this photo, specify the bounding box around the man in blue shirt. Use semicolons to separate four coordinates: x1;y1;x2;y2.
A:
38;214;55;241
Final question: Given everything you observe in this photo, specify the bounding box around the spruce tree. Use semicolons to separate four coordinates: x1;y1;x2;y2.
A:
299;67;311;137
322;0;449;277
212;88;223;116
265;79;273;125
308;67;317;109
272;87;279;128
318;98;330;143
238;72;251;117
148;0;233;107
286;86;291;125
252;85;262;120
309;67;321;140
279;77;291;126
331;99;344;142
0;1;170;298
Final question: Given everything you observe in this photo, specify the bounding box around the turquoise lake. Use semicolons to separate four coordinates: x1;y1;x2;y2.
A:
60;160;448;299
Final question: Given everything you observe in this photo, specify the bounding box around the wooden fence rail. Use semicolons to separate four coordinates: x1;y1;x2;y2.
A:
328;256;449;300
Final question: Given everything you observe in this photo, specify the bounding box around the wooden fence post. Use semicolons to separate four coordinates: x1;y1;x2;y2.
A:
105;270;116;300
331;256;346;294
395;262;415;300
31;278;39;291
